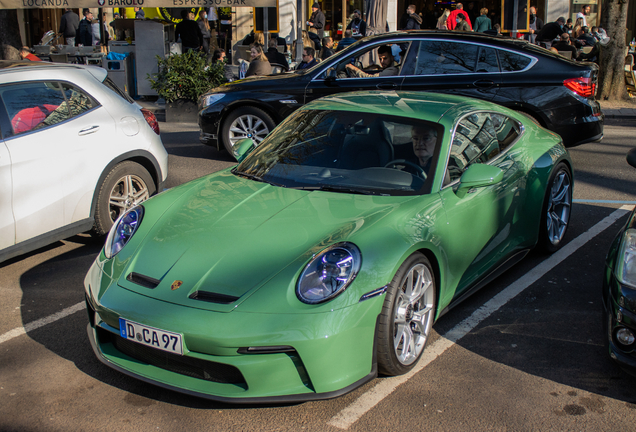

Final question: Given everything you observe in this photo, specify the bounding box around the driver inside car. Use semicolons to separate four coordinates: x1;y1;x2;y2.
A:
345;45;400;77
411;125;437;173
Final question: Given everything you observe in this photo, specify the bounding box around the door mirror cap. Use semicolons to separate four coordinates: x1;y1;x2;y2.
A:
458;163;504;192
232;138;255;162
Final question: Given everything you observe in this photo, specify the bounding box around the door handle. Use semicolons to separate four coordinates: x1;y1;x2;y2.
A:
376;82;397;90
473;80;495;89
78;125;100;136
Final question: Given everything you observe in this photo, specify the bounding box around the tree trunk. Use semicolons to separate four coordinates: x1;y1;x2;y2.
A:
0;10;22;49
597;0;629;100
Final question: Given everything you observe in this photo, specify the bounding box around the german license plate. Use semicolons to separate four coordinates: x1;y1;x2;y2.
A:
119;318;183;355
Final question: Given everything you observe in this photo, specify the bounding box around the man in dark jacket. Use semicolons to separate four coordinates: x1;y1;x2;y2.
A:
536;17;566;45
347;10;366;39
320;37;335;59
307;2;325;38
403;5;422;30
59;8;79;46
265;38;289;71
552;33;578;58
336;30;356;52
78;9;93;46
297;47;318;69
176;10;203;52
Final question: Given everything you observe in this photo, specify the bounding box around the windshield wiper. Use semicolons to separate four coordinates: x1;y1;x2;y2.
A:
232;169;286;188
295;185;376;195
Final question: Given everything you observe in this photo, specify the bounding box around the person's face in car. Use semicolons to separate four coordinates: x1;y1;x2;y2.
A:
379;52;394;69
412;127;437;164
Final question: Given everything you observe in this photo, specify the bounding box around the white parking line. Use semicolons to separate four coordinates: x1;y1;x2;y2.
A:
0;302;85;345
327;205;633;430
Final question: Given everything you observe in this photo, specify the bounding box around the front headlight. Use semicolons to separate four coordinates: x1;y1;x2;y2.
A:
104;206;144;259
617;228;636;288
200;93;225;109
296;242;361;304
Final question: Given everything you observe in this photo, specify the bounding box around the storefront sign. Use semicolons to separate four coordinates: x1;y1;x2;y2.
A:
0;0;275;8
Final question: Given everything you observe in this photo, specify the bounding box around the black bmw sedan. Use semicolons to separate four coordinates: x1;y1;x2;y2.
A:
199;31;603;154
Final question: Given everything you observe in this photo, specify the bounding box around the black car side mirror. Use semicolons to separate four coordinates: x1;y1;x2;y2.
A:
627;148;636;169
326;68;337;80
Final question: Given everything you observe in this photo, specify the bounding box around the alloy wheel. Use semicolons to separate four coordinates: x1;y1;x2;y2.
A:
546;169;571;245
393;263;435;366
109;174;150;222
228;114;270;147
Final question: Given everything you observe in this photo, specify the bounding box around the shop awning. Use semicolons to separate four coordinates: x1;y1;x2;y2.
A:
1;0;275;9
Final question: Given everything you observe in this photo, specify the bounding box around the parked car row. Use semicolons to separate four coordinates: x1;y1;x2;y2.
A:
3;30;626;403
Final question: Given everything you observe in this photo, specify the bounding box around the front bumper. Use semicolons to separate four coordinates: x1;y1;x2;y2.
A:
84;260;382;403
603;264;636;375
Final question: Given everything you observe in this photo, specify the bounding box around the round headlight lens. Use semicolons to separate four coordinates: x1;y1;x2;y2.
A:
296;243;361;304
104;206;144;259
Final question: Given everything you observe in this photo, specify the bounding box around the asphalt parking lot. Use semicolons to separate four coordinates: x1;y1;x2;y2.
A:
2;118;636;431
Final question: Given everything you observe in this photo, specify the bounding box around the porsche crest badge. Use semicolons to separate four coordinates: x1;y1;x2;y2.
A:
171;280;183;291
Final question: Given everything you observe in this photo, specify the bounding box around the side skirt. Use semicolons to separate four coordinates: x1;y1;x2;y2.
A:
0;218;94;264
438;249;530;318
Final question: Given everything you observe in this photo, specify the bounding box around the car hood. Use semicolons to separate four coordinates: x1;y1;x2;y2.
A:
210;71;309;95
117;170;411;312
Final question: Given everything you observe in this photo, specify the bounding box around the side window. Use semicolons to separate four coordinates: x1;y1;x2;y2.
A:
407;41;480;75
321;42;408;79
0;81;96;138
446;112;499;183
476;47;499;73
1;82;69;137
498;50;532;72
490;113;521;151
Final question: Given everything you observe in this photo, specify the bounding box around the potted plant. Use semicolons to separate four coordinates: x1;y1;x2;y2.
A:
148;50;227;122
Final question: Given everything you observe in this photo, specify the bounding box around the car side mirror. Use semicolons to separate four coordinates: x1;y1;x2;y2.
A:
326;68;337;80
457;164;504;197
627;148;636;169
232;138;255;163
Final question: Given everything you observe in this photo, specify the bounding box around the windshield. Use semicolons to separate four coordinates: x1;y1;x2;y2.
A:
235;110;443;196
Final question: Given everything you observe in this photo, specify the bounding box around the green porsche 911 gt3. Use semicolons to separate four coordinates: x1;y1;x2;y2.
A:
84;91;573;403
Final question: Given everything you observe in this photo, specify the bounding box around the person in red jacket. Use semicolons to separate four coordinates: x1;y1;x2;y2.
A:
447;3;472;31
19;47;41;61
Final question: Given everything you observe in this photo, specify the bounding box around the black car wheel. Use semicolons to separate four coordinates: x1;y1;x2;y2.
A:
221;107;275;155
538;162;572;252
376;252;436;376
93;161;156;236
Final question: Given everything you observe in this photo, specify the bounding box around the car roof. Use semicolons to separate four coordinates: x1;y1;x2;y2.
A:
301;90;503;123
356;30;544;52
0;60;108;82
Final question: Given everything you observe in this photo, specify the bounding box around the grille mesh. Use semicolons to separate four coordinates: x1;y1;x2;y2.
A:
99;328;246;385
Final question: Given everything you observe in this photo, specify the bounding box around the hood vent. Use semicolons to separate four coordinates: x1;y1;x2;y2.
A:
189;290;239;304
126;272;161;289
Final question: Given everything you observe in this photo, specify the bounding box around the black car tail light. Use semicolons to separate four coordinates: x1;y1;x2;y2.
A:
563;77;595;98
141;108;160;135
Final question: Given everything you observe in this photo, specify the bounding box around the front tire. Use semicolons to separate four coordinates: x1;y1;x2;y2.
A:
376;253;437;376
221;107;275;155
93;161;156;236
538;162;572;253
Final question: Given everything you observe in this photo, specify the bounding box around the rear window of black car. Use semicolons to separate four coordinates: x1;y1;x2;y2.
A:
410;41;480;75
498;50;532;72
